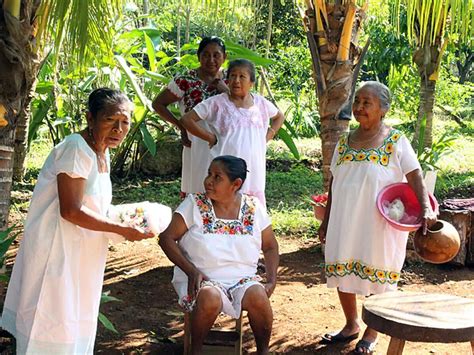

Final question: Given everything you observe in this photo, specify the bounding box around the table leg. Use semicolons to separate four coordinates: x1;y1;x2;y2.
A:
387;337;405;355
470;340;473;355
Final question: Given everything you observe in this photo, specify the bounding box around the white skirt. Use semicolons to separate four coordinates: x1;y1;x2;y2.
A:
173;276;263;319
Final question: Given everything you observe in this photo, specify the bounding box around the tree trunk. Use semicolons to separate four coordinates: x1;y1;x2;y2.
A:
12;103;29;181
303;2;367;190
0;133;15;230
0;1;41;229
413;36;441;149
415;77;436;148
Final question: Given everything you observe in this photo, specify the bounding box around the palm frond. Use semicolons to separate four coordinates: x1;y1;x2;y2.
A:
394;0;473;46
35;0;124;70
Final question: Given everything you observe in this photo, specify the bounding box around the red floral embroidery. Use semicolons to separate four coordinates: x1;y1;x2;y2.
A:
172;69;228;113
194;193;255;235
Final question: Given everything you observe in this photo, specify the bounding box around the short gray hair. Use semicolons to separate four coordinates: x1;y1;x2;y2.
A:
358;81;391;111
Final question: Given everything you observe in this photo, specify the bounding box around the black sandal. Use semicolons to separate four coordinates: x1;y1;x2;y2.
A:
320;331;359;344
353;339;377;354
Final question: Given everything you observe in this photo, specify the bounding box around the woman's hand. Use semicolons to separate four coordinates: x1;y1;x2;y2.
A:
187;268;209;298
214;79;229;94
266;127;276;142
207;132;218;148
318;222;327;244
421;208;437;235
180;129;192;147
264;281;276;298
120;226;155;242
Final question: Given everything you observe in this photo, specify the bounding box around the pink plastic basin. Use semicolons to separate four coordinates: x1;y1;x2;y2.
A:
376;182;438;232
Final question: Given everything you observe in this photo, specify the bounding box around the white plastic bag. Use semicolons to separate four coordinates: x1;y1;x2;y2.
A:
382;198;405;222
106;201;172;243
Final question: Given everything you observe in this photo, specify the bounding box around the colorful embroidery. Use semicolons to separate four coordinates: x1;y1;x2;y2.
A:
325;260;400;284
194;193;256;235
173;70;227;113
336;129;402;167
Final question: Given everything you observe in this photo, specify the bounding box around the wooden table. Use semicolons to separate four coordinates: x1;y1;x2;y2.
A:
362;291;474;354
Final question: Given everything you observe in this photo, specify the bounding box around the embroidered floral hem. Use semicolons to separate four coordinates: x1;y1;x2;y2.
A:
325;260;400;284
179;276;263;312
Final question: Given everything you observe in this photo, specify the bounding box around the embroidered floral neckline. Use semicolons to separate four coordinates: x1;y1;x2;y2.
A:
194;193;256;235
337;129;402;167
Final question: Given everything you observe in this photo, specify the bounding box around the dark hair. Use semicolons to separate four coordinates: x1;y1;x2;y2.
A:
212;155;247;188
88;88;132;118
197;36;226;57
227;59;256;82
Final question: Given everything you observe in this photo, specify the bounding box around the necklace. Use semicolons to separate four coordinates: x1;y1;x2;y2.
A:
86;129;107;172
350;124;384;144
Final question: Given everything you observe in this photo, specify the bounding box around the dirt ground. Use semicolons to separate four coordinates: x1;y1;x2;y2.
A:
1;234;473;355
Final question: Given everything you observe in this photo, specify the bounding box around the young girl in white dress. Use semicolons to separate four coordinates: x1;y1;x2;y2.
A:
159;155;279;354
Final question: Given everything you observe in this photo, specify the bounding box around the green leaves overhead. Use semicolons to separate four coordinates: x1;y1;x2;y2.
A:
181;41;276;66
36;0;124;70
393;0;473;46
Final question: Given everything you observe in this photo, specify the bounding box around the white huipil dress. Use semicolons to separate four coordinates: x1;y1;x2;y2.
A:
167;71;223;194
172;193;271;318
193;93;278;205
2;134;112;354
325;129;421;296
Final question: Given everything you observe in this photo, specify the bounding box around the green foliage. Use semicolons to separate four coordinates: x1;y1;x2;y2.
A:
413;114;456;172
0;226;20;282
267;164;323;238
98;291;122;334
362;6;412;82
387;64;419;120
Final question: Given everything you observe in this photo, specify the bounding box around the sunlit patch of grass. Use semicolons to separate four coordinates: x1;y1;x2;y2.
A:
267;137;322;161
26;137;53;171
267;164;323;239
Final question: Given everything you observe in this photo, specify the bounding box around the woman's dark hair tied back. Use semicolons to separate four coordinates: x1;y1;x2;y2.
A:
197;36;226;56
88;88;131;118
227;59;256;82
213;155;247;187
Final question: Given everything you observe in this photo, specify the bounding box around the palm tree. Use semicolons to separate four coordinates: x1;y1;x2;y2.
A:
302;0;369;189
0;0;123;230
393;0;473;148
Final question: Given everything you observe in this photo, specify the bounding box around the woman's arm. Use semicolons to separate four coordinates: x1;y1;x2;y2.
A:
152;89;191;147
158;213;208;297
317;178;333;244
181;110;217;148
406;169;437;234
261;225;279;297
57;174;153;241
266;110;285;142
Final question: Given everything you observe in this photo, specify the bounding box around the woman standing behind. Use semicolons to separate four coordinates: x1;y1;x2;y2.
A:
318;82;436;354
152;36;228;196
2;88;154;354
181;59;285;205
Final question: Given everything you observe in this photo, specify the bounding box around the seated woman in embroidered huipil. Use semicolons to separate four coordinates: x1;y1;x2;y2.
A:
317;82;437;354
159;155;279;355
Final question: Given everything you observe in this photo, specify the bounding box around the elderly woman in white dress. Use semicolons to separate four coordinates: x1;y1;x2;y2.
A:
318;82;437;354
2;88;154;354
181;59;285;205
159;155;279;355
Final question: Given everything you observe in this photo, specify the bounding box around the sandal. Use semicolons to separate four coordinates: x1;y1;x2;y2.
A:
353;339;377;354
320;331;359;344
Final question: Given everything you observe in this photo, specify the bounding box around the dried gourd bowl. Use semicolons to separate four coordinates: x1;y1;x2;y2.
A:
376;182;438;232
